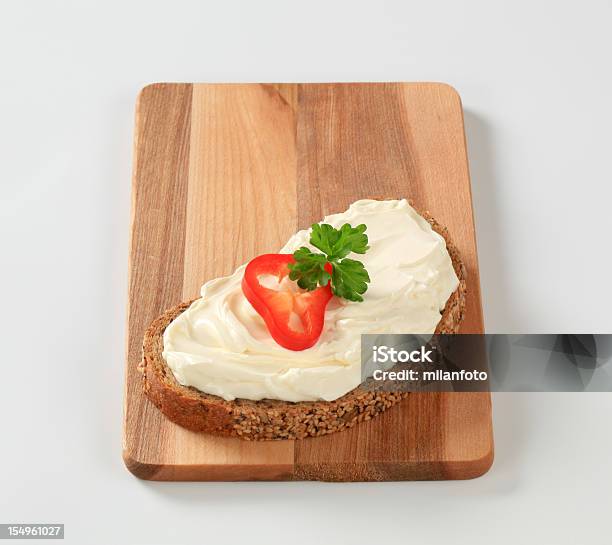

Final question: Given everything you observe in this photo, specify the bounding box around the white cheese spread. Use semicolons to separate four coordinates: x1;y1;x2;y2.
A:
162;199;459;402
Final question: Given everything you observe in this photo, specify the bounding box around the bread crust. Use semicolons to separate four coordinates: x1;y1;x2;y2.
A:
141;212;467;440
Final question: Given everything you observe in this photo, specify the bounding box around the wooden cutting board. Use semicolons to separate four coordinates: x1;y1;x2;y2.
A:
123;82;494;481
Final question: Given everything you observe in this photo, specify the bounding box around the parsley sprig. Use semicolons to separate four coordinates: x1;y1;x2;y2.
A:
287;223;371;302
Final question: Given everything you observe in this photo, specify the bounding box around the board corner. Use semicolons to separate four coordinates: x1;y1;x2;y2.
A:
122;447;164;481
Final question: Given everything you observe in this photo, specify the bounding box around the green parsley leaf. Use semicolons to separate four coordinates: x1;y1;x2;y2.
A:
310;223;369;260
290;222;371;302
330;259;370;302
287;247;331;290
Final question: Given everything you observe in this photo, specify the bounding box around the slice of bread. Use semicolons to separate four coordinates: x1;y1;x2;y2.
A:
141;212;467;440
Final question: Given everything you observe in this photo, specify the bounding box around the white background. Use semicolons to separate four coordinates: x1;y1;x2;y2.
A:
1;1;611;544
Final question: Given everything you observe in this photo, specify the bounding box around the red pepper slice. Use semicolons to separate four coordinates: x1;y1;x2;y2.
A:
241;254;333;351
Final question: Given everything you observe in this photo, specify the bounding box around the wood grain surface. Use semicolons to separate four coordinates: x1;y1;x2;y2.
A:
123;82;494;481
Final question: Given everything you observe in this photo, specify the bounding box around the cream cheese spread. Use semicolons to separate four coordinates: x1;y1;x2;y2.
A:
162;199;459;402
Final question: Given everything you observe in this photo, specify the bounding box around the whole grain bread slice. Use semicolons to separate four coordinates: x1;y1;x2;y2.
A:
141;212;467;440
